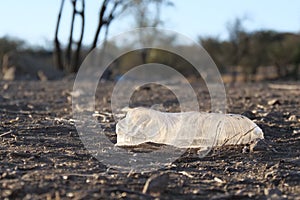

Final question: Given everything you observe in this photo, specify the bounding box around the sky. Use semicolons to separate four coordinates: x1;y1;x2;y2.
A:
1;0;300;48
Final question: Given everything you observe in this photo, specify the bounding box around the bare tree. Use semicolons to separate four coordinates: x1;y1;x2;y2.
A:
54;0;130;73
54;0;85;73
90;0;131;51
54;0;65;71
54;0;173;73
130;0;174;63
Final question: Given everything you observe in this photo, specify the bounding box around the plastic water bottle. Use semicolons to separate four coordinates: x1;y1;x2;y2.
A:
116;107;264;148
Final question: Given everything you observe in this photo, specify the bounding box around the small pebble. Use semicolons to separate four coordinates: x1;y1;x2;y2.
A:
268;99;281;106
3;83;9;90
66;192;74;198
288;115;297;122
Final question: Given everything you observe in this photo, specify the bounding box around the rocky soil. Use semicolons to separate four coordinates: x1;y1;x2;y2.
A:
0;80;299;199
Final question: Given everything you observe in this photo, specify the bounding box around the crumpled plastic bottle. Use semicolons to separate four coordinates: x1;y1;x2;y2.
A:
116;107;264;148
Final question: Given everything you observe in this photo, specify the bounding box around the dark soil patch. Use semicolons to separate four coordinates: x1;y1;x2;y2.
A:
0;80;299;199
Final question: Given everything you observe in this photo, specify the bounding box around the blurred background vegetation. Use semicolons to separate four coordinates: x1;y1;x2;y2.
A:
1;0;300;82
201;18;300;82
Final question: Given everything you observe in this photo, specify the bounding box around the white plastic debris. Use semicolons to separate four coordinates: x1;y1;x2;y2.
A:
116;107;264;148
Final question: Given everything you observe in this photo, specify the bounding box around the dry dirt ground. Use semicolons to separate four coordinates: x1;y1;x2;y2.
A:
0;80;299;199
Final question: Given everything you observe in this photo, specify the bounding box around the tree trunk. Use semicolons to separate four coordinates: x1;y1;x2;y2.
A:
54;0;65;71
74;0;85;73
